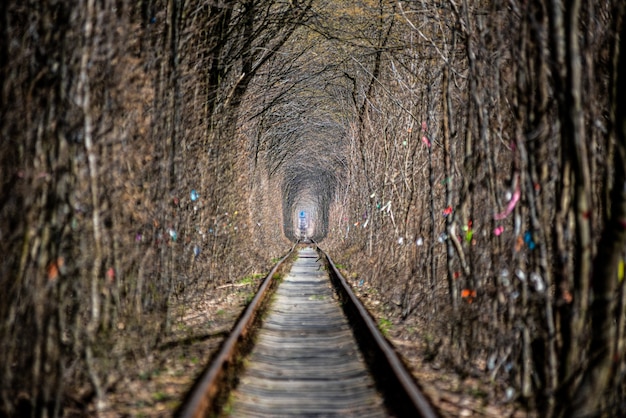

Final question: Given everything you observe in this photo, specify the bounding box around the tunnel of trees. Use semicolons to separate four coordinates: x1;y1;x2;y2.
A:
1;0;625;416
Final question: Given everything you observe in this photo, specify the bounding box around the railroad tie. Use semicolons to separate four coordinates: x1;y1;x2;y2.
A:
228;247;388;417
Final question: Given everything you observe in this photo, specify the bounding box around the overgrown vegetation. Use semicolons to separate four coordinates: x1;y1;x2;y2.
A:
319;1;626;416
1;0;625;417
0;0;307;415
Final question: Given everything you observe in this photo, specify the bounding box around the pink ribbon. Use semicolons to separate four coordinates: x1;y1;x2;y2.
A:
494;188;520;220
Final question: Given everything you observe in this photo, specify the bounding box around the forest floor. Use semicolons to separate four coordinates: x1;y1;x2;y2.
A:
96;279;262;417
96;267;535;417
349;277;537;418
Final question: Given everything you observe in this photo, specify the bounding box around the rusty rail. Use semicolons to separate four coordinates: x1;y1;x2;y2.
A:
176;243;297;418
178;243;439;418
317;245;439;418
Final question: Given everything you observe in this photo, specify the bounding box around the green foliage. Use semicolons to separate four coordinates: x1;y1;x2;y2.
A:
238;272;265;286
243;293;255;305
152;391;169;402
238;276;254;286
377;318;392;337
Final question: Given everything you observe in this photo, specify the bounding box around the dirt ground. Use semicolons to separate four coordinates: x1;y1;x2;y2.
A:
95;280;261;417
349;278;536;418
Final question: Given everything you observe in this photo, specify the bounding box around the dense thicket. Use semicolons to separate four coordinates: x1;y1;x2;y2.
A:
0;0;310;415
317;1;626;416
1;0;625;417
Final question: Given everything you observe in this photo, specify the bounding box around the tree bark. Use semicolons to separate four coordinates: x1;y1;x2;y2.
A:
568;5;626;415
548;1;592;407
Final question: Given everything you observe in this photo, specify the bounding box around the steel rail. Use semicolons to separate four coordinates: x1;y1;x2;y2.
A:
176;243;298;418
177;242;439;418
317;245;439;418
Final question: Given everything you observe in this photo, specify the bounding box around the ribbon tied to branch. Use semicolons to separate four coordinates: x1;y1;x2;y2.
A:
494;187;520;220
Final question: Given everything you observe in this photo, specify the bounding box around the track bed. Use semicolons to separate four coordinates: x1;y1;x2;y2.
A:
177;245;438;418
227;247;386;417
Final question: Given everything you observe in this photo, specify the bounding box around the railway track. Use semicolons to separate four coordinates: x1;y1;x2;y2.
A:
177;245;438;418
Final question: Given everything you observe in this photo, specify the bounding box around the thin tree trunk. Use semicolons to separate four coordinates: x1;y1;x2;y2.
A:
548;1;592;407
442;65;458;310
568;7;626;415
80;0;106;410
563;1;593;375
80;0;101;335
